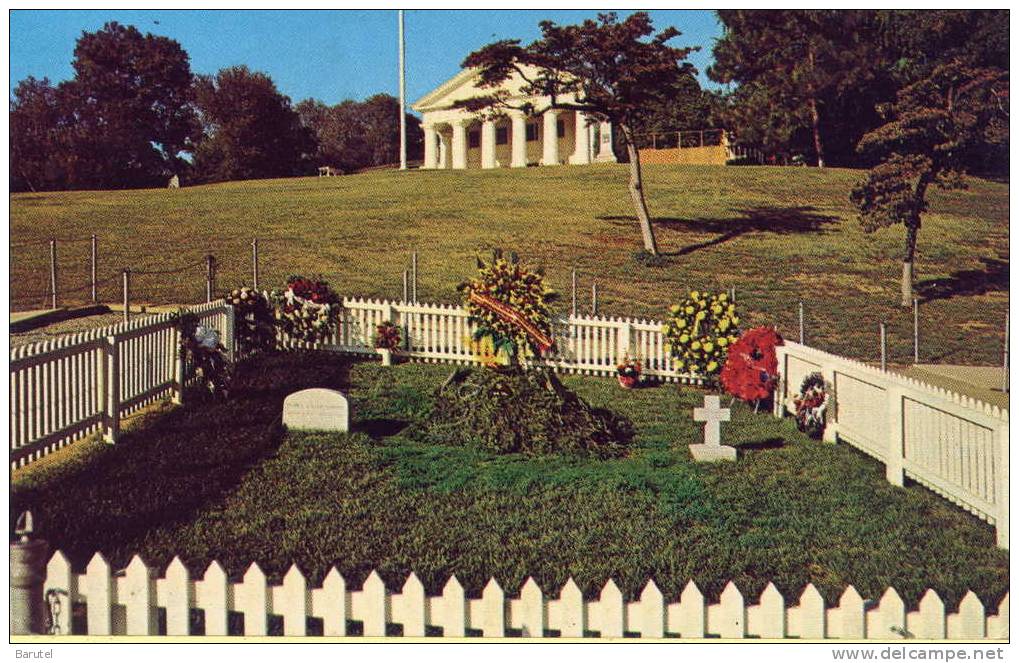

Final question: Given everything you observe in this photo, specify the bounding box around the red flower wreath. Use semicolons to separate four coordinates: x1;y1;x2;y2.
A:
720;326;783;402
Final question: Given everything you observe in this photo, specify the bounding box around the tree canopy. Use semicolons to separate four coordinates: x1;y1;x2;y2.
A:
191;66;314;183
10;22;199;191
850;60;1007;305
455;11;698;256
297;94;423;173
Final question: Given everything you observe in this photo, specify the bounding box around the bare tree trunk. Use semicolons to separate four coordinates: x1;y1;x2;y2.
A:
620;125;659;256
808;96;825;169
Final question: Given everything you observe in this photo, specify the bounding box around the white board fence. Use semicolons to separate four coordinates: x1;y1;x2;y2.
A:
40;551;1008;639
9;301;234;468
774;341;1010;549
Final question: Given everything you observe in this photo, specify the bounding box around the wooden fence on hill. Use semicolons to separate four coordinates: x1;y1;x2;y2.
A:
40;552;1009;639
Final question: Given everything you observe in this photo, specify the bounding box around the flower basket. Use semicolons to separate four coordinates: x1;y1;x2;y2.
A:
616;355;642;389
617;374;640;389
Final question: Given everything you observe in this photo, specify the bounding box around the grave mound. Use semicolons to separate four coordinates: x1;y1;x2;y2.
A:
419;366;634;458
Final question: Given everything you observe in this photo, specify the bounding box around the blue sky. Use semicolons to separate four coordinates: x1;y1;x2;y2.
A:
9;9;724;113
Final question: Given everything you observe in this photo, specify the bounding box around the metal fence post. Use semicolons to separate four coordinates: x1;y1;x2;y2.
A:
10;512;49;635
206;255;215;303
798;302;805;345
91;234;98;304
913;297;919;364
412;251;418;303
1004;314;1010;394
251;239;259;290
571;269;578;317
49;239;58;309
122;269;131;323
880;322;888;372
403;270;409;303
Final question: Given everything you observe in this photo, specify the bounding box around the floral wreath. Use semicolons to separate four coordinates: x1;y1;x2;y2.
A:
720;327;783;405
793;372;830;440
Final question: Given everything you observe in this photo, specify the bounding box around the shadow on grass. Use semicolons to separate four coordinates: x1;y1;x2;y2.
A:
915;256;1009;302
356;418;409;440
9;351;353;567
599;206;839;257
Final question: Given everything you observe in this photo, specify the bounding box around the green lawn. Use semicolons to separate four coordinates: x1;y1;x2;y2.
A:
10;164;1008;364
12;353;1008;612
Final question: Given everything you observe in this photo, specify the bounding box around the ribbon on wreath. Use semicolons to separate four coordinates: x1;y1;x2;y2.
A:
468;290;554;355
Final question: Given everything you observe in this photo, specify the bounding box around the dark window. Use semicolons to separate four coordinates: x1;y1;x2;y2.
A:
557;120;565;138
496;127;508;145
468;131;480;149
526;123;538;142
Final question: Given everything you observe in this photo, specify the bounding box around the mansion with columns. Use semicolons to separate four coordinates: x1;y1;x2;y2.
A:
412;67;617;170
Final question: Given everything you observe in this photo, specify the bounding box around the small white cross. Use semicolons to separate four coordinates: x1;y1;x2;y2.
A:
693;395;731;447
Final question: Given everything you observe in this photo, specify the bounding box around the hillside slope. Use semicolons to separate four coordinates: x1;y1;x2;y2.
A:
10;164;1008;364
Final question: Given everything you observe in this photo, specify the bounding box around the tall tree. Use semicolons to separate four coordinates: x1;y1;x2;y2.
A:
10;77;65;192
454;12;697;256
193;66;314;182
298;94;422;173
850;61;1008;306
62;22;199;188
710;10;884;167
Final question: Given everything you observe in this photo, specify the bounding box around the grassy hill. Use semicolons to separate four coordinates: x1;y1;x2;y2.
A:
10;164;1008;365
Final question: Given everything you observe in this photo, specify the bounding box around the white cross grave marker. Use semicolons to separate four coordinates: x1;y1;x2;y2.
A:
689;394;736;461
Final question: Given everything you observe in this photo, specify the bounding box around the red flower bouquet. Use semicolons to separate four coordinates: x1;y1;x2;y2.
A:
720;326;783;403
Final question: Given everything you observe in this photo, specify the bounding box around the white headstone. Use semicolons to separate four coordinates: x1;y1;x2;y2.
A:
689;394;735;461
167;174;180;189
283;388;349;432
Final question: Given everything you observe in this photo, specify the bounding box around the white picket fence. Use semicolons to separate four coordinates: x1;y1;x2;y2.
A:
774;341;1010;549
41;551;1008;639
9;301;234;469
306;296;698;383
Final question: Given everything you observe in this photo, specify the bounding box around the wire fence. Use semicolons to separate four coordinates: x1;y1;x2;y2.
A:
8;235;1009;370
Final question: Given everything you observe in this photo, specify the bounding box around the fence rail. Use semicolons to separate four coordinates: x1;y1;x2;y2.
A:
37;551;1008;639
313;297;700;383
774;341;1010;548
9;301;233;468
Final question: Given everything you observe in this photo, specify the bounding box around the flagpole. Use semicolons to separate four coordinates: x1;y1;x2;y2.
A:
398;9;407;171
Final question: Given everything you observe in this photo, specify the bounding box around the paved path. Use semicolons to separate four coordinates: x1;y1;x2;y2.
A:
894;364;1009;410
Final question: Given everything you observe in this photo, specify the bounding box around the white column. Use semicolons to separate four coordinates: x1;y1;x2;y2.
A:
451;119;468;170
541;111;560;166
595;121;617;162
510;111;527;168
569;112;591;165
438;129;450;169
422;124;437;169
481;120;497;169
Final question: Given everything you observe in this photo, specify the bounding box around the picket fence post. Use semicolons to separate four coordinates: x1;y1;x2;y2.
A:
103;335;120;443
224;303;236;363
994;420;1009;548
171;323;185;405
821;362;837;444
885;387;906;486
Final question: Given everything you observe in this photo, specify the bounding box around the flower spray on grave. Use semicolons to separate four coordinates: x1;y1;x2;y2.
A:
226;286;277;355
457;249;557;368
719;327;783;413
171;309;231;398
270;275;342;345
419;249;634;458
662;290;740;384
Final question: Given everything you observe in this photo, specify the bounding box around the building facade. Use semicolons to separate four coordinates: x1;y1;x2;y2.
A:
412;67;617;170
